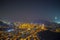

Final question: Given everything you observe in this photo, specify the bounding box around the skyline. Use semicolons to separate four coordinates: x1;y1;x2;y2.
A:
0;0;60;22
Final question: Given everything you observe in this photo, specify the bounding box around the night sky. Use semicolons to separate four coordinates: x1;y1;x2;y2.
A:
0;0;60;22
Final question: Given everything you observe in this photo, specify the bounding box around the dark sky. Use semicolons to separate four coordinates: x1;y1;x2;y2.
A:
0;0;60;22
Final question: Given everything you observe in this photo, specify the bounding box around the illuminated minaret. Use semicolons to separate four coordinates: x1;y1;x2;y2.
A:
55;16;58;20
54;16;58;23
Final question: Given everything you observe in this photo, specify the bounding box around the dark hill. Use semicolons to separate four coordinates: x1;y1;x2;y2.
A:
37;30;60;40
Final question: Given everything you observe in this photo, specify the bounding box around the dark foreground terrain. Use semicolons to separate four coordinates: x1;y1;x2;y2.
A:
38;30;60;40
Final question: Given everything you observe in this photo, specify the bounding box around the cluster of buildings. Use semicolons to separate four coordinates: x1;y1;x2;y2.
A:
0;20;60;40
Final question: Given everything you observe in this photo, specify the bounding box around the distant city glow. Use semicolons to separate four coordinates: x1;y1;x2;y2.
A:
54;21;60;24
54;16;60;24
56;21;60;24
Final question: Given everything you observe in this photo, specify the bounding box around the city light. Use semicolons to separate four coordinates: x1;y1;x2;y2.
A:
7;29;14;32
